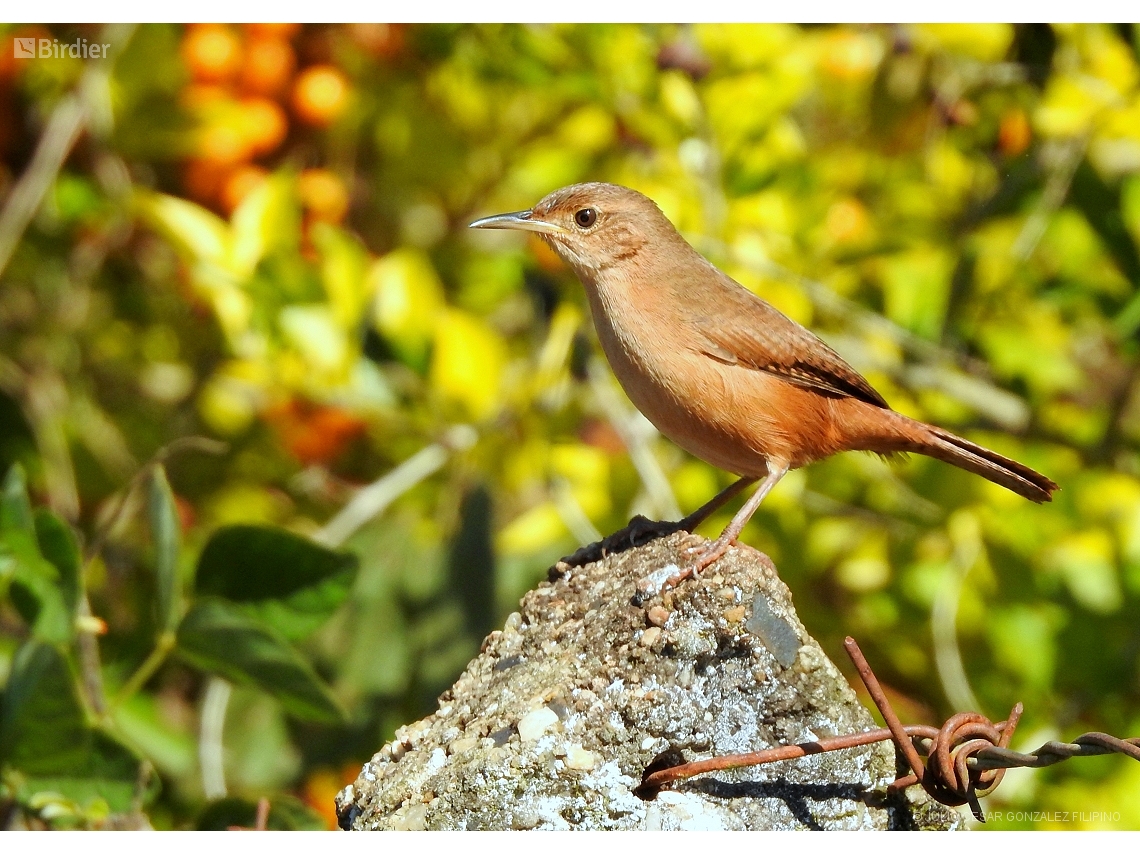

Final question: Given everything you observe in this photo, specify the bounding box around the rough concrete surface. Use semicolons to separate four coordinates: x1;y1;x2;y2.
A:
336;530;960;830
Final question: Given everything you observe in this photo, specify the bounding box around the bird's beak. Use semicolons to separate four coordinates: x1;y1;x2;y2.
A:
469;210;569;236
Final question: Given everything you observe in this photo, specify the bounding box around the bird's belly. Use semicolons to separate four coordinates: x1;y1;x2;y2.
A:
599;332;800;477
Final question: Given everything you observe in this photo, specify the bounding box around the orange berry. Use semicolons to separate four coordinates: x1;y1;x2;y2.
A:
292;64;350;127
239;97;288;156
241;36;296;96
298;168;349;223
244;23;301;40
180;83;229;110
182;158;227;203
998;106;1031;157
266;398;366;465
220;165;269;214
181;24;242;84
197;122;249;166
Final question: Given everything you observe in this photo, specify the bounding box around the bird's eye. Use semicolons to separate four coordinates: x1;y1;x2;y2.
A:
574;208;597;229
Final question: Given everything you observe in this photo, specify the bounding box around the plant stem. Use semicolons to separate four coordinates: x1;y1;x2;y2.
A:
111;631;176;714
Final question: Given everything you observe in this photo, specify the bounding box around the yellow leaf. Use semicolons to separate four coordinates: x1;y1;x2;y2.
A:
879;247;953;338
135;190;230;266
534;302;584;396
497;502;568;556
835;530;892;592
731;189;794;234
672;462;720;516
312;223;371;328
197;361;267;435
369;248;446;369
925;141;975;200
1035;75;1110;138
1083;25;1139;96
551;444;611;518
430;309;507;421
660;71;702;127
279;305;351;376
1047;530;1123;614
695;23;798;70
231;171;299;277
916;24;1014;62
558;105;616;153
817;29;884;80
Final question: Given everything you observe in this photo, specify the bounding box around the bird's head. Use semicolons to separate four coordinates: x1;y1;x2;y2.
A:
470;182;675;276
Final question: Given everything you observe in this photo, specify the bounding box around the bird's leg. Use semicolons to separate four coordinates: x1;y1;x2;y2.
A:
675;475;758;532
654;463;789;593
622;475;757;544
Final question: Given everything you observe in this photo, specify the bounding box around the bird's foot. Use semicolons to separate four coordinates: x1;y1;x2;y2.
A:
632;534;734;606
554;515;686;578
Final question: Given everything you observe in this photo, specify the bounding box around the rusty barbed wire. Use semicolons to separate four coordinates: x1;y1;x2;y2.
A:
636;637;1140;821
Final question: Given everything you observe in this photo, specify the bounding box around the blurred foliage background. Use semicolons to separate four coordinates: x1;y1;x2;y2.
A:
0;22;1139;830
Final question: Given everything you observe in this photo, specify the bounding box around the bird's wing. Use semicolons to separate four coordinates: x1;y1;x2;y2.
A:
690;275;889;409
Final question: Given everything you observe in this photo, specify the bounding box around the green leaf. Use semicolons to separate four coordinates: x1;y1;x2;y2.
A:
195;525;357;641
34;509;81;618
0;467;74;643
134;190;230;266
1;464;34;534
111;691;196;781
312;221;370;327
2;537;72;645
1070;160;1140;289
148;466;182;632
176;598;344;723
0;642;89;774
10;732;152;816
231;171;300;276
1;642;149;817
7;569;73;644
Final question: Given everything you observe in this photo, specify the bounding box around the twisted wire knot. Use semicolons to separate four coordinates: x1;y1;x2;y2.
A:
914;710;1017;806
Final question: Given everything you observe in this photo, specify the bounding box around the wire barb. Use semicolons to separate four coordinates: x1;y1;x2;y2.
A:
636;636;1140;822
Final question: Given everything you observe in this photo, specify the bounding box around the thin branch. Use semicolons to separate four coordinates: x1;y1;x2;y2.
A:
78;437;225;719
84;436;228;565
75;597;109;718
1011;136;1087;261
111;631;176;714
314;425;477;549
932;523;983;713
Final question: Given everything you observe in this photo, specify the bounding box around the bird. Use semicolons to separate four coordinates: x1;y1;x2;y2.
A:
470;182;1057;589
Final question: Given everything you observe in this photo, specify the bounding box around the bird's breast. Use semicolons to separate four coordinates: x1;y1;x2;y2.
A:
582;280;817;476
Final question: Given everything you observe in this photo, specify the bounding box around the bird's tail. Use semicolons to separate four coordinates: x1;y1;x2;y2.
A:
917;424;1057;502
846;408;1058;503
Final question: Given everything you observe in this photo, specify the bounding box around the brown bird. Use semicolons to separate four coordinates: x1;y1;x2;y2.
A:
471;183;1057;588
